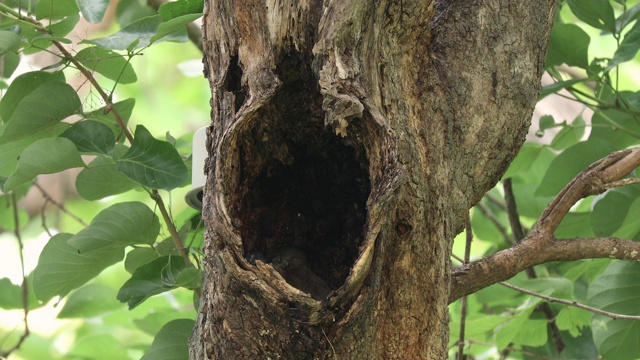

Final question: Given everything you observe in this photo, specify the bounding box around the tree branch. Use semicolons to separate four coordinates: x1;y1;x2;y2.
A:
500;281;640;321
450;147;640;303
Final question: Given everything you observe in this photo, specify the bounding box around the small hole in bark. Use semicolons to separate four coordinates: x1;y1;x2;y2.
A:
225;55;246;112
234;53;370;300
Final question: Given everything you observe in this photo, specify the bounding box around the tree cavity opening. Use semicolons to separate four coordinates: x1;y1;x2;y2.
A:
234;56;370;300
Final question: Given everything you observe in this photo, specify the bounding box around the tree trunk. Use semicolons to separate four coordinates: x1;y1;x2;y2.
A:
190;1;555;358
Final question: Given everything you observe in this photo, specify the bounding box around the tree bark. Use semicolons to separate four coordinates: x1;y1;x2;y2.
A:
190;1;555;359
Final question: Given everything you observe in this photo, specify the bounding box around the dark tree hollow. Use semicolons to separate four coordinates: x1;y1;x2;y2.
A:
230;53;371;297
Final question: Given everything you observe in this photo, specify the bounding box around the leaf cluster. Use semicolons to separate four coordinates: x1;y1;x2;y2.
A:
0;0;204;358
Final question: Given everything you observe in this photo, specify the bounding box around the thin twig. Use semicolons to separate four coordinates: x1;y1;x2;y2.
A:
500;281;640;321
0;194;30;358
504;178;564;353
457;214;473;360
32;181;88;226
602;177;640;190
484;192;506;210
475;201;513;244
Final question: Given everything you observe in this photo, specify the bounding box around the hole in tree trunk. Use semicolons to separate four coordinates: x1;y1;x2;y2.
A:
233;54;370;300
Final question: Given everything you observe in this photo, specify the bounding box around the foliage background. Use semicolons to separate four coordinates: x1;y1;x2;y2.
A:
0;0;640;359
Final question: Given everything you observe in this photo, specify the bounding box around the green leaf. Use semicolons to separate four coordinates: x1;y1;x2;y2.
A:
76;151;138;200
125;247;160;274
0;81;81;144
117;255;195;309
0;124;69;178
592;186;640;240
84;98;136;136
607;20;640;71
48;13;80;37
555;212;596;238
133;310;196;336
75;47;137;84
589;110;640;148
614;2;640;33
588;262;640;359
60;120;116;155
0;31;21;55
546;23;590;70
159;0;203;21
566;0;616;33
3;137;84;191
556;307;590;337
0;277;23;309
68;334;131;360
150;13;202;44
550;115;586;150
538;115;556;133
35;0;79;20
86;15;188;50
33;233;124;302
0;71;65;122
495;307;538;350
140;319;194;360
535;140;616;197
57;284;123;318
66;201;160;253
0;51;20;79
78;0;110;23
116;125;188;190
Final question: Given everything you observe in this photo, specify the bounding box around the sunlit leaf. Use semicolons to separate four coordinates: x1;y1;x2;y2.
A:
57;284;123;318
556;307;590;337
0;31;21;55
159;0;203;21
140;319;194;360
75;47;137;84
555;212;596;238
589;110;640;149
133;310;196;336
592;186;640;240
116;125;188;190
68;334;130;360
66;201;160;253
0;51;20;78
3;137;84;191
607;21;640;71
566;0;616;33
0;71;65;122
550;115;586;150
536;140;616;197
48;13;80;37
151;14;202;44
35;0;79;20
78;0;111;23
546;23;590;70
0;277;24;310
33;233;124;302
495;307;538;350
588;262;640;359
84;98;136;137
86;15;188;50
0;81;81;144
0;124;69;177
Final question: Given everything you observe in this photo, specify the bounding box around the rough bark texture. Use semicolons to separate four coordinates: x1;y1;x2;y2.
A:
190;1;555;359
